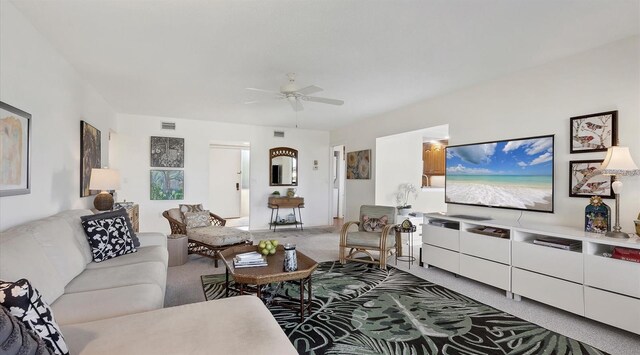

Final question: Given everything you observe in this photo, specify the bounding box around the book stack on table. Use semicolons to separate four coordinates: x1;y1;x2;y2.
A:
533;237;581;251
233;251;268;268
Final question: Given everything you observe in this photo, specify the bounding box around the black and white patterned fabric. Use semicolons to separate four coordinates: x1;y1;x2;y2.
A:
81;215;137;262
0;304;53;355
83;209;140;247
0;279;68;355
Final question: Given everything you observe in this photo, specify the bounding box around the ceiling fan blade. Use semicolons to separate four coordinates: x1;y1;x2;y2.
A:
304;96;344;105
244;99;281;105
245;87;282;95
288;98;304;112
296;85;323;95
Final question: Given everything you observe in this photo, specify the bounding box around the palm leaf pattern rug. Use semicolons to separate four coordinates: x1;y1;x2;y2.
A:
202;261;607;355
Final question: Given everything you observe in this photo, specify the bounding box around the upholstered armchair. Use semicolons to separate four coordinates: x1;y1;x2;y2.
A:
339;205;399;269
162;208;252;267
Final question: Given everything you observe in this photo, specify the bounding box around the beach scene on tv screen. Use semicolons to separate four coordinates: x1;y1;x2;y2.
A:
446;136;554;212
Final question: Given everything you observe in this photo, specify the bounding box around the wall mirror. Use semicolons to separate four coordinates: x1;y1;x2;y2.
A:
270;147;298;186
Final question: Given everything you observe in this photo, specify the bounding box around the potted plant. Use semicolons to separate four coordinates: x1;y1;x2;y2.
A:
396;183;418;216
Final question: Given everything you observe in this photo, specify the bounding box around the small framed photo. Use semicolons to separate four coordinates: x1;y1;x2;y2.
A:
0;102;31;196
570;111;617;153
569;160;614;198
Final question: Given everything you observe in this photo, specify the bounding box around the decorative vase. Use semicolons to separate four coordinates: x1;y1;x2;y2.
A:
585;196;611;234
399;208;410;216
286;188;296;197
283;244;298;272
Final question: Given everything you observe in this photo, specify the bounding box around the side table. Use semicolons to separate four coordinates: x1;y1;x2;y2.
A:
395;221;417;269
167;234;188;267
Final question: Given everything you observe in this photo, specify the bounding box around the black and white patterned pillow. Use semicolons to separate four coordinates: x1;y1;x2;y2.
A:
0;279;68;355
81;215;137;262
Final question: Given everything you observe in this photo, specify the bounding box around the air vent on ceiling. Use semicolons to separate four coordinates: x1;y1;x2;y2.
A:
274;130;285;138
161;122;176;130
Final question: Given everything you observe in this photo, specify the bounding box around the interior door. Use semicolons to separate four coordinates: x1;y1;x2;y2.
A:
209;147;241;218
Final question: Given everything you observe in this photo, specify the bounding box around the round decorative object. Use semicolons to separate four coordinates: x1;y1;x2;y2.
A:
589;196;603;206
401;219;413;229
94;192;114;211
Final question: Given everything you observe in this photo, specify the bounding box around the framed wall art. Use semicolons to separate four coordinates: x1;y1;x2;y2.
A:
570;111;617;153
346;149;371;179
0;101;31;196
150;170;184;200
569;160;614;198
80;121;102;197
150;136;184;167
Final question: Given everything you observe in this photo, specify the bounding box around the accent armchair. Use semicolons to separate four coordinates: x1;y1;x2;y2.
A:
162;208;252;267
339;205;399;269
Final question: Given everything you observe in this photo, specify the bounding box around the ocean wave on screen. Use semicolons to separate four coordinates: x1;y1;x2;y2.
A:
447;183;552;209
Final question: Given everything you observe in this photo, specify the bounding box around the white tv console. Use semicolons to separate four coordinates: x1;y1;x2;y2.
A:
422;212;640;335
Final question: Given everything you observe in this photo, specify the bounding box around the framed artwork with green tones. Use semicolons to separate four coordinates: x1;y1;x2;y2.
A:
150;170;184;200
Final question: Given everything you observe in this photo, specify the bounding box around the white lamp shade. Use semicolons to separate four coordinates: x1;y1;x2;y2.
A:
89;168;121;190
599;146;640;176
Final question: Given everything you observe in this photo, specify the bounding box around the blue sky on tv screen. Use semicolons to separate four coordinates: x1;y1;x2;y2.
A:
446;136;553;176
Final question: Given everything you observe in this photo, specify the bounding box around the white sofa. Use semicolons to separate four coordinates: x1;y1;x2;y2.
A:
0;209;297;354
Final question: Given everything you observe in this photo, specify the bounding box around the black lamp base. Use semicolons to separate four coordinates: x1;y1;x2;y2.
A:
94;192;114;211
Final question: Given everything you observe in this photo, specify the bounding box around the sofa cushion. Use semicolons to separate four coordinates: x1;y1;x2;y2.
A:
54;210;95;265
81;215;137;262
346;231;396;248
179;204;204;222
0;279;69;355
184;210;212;228
0;232;65;305
60;296;297;355
81;209;140;247
85;246;168;269
64;262;166;294
187;226;252;246
1;214;88;290
0;305;53;355
51;284;164;326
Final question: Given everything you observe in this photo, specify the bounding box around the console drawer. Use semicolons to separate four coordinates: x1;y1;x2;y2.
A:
459;254;510;290
512;241;583;283
512;268;584;315
585;287;640;334
584;254;640;298
422;244;459;274
422;224;459;251
460;231;510;264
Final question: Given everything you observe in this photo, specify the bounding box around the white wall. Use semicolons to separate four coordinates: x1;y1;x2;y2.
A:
0;2;116;230
375;130;446;213
331;37;640;230
114;114;331;233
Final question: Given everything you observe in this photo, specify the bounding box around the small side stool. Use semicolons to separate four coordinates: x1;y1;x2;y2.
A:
167;234;188;267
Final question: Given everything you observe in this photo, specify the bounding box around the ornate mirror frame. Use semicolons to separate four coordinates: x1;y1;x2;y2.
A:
269;147;298;186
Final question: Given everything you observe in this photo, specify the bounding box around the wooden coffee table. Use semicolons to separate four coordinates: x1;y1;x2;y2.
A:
219;244;318;321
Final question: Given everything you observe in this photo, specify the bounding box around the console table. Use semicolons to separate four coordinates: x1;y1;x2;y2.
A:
421;212;640;335
268;196;304;231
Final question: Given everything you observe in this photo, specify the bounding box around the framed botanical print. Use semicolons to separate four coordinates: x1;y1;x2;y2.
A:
150;136;184;168
150;170;184;200
570;111;617;153
569;160;614;198
80;121;102;197
0;101;31;196
346;149;371;179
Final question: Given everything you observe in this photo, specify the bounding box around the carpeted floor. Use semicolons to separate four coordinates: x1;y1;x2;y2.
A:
202;261;608;355
165;228;640;355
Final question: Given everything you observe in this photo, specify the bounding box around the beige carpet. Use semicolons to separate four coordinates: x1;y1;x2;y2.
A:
165;227;640;355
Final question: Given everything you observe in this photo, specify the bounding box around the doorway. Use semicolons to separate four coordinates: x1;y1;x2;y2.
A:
209;144;250;229
331;145;346;226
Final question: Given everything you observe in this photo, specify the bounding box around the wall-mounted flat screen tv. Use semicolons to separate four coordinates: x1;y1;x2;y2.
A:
445;135;554;213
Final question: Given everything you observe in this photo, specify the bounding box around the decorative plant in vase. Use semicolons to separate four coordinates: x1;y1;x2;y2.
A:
395;183;418;215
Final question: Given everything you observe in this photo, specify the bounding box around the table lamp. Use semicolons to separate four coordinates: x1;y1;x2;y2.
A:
89;168;121;211
599;146;640;238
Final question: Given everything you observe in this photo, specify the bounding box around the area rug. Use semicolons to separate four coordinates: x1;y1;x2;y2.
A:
202;261;606;355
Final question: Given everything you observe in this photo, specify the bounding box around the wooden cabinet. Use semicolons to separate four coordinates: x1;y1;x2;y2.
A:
124;204;140;232
268;196;304;231
422;141;447;186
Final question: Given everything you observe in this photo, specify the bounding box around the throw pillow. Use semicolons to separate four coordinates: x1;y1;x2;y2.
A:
361;215;388;232
82;209;140;247
184;210;212;228
0;279;68;355
81;215;137;262
179;204;204;222
0;304;53;355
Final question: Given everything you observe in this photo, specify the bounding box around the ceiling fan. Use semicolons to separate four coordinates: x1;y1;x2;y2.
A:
245;73;344;112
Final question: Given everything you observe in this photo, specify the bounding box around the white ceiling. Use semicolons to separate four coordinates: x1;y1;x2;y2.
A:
11;0;640;131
